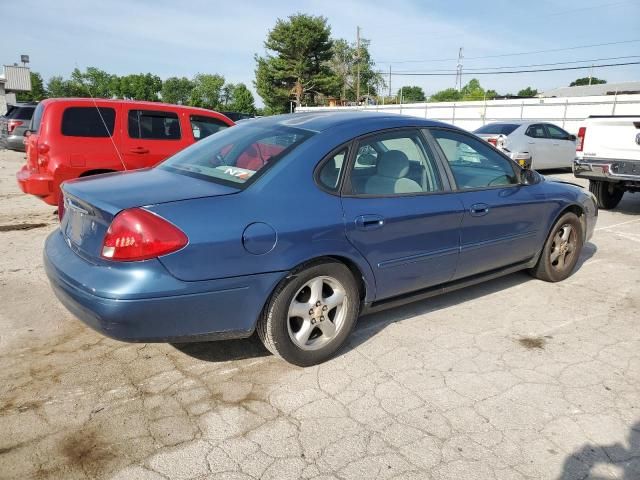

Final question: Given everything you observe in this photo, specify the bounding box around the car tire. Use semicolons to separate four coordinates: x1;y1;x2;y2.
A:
589;180;623;210
529;212;583;283
257;260;360;366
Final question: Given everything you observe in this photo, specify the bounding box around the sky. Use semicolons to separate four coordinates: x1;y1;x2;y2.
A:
2;0;640;106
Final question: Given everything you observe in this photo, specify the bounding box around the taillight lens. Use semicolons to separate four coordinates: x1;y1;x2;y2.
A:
487;138;498;146
101;208;187;261
7;120;23;133
576;127;586;152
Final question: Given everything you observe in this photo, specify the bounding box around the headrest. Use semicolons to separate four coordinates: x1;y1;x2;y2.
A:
377;150;409;178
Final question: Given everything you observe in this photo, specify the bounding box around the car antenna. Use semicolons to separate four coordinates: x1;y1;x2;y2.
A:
76;67;127;171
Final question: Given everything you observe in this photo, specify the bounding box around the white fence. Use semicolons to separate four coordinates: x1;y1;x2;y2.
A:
297;94;640;134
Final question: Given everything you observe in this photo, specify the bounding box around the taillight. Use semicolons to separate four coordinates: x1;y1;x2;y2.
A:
576;127;586;152
38;143;50;155
7;120;23;133
58;193;65;222
101;208;187;261
487;138;498;146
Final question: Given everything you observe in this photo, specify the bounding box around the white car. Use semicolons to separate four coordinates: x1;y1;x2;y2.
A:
474;122;577;170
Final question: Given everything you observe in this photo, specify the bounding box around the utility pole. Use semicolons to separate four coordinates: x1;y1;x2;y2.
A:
356;26;361;104
388;65;392;98
589;64;594;85
455;47;464;91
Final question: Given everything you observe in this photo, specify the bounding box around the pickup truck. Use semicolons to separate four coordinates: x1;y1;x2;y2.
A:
573;115;640;209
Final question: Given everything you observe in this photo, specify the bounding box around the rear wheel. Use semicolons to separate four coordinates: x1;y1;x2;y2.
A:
257;260;359;366
589;180;623;209
529;212;583;282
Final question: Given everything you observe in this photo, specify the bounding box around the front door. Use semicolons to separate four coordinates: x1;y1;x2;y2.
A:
338;129;464;301
546;123;577;168
120;108;189;169
428;128;553;280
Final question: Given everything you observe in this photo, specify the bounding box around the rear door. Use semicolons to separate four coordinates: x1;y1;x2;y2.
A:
545;123;576;168
338;129;464;301
524;123;554;169
428;128;552;279
120;107;189;169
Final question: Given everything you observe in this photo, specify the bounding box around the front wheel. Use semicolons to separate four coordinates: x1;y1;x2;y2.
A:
589;180;624;209
257;260;360;366
529;212;583;282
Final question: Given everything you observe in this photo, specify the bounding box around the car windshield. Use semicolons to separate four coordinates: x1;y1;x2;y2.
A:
159;123;314;188
474;123;519;135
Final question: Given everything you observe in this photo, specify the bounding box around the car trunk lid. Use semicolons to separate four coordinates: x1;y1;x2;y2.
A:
60;168;239;260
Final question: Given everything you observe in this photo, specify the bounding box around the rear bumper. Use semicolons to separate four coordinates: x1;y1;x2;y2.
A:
16;165;56;204
574;157;640;184
44;230;285;342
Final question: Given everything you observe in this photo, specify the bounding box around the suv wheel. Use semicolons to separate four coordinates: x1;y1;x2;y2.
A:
589;180;623;209
257;260;360;366
529;212;583;282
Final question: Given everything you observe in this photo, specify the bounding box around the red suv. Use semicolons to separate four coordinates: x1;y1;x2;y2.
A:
17;98;234;205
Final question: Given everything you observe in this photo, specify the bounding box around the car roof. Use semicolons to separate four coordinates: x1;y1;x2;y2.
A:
247;111;454;133
39;97;224;115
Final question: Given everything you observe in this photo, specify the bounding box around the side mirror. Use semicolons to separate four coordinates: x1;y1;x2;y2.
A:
520;168;539;185
567;134;576;141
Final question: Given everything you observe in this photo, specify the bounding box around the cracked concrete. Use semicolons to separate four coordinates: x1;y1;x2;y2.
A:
1;148;639;480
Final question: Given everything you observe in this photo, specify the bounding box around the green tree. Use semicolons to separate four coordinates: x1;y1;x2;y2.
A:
228;83;256;114
570;77;606;86
46;75;86;97
115;73;162;101
70;67;117;98
329;38;384;101
430;88;462;102
255;13;338;113
161;77;194;105
460;78;486;100
189;73;225;109
399;86;426;103
16;72;47;102
517;86;538;97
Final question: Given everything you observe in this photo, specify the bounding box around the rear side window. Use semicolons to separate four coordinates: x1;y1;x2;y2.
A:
190;115;230;141
474;123;519;135
129;110;181;140
61;107;116;137
525;124;548;139
7;106;35;120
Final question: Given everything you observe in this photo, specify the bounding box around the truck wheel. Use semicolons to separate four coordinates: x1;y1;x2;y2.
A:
257;260;360;366
529;212;583;282
589;180;624;209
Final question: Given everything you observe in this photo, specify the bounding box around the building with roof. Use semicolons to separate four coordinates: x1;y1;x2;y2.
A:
0;64;32;115
540;81;640;98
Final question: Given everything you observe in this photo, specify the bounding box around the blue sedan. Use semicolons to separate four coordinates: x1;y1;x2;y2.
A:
44;112;597;366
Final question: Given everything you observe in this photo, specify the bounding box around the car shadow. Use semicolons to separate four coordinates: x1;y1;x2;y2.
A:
557;420;640;480
611;194;640;215
174;242;596;364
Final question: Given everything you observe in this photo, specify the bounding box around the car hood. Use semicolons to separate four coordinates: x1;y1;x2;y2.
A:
63;167;239;213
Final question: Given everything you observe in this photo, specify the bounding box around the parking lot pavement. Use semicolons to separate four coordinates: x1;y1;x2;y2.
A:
0;148;639;480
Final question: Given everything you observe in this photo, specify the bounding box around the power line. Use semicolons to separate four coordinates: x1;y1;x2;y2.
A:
386;61;640;76
376;39;640;65
391;55;640;74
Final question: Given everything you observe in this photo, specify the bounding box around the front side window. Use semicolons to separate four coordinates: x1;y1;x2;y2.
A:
350;130;443;195
160;124;313;187
61;107;116;137
190;115;230;141
546;124;571;140
318;148;347;191
430;129;518;189
525;124;548;139
128;110;181;140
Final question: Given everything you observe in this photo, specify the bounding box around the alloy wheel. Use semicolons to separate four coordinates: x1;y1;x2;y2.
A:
549;224;577;271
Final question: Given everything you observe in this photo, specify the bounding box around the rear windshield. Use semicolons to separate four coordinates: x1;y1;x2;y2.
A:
160;124;313;188
6;106;35;120
474;123;519;135
30;103;45;132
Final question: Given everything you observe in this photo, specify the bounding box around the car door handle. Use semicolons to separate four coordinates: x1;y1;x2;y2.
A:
469;203;490;217
129;147;150;154
355;215;385;230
